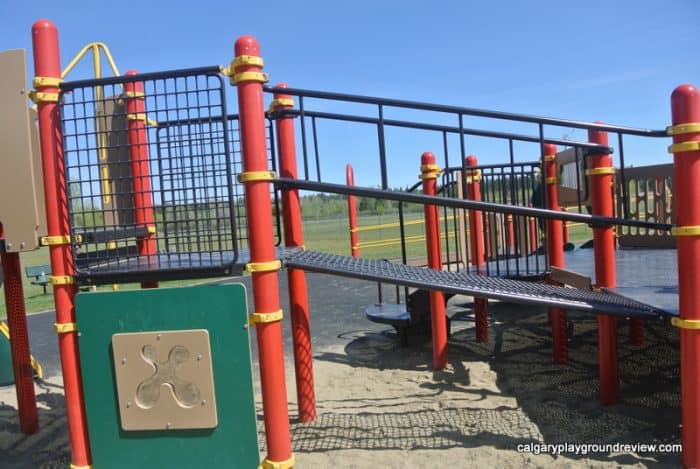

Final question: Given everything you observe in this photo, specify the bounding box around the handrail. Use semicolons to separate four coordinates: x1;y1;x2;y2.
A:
275;177;673;231
273;109;613;153
264;86;669;138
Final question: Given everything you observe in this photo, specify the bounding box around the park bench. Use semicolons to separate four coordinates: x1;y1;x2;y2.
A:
25;264;50;294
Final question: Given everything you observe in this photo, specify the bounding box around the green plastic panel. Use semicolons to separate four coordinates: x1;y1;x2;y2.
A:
0;326;13;386
76;283;259;468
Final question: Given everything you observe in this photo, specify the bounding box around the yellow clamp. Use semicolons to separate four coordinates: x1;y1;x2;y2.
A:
248;309;284;326
465;169;482;183
667;123;700;136
126;113;158;127
672;317;700;330
233;55;265;69
222;56;265;78
146;225;157;234
543;155;556;162
671;225;700;236
28;90;59;103
349;228;359;233
123;91;145;99
54;322;78;334
259;455;295;469
33;76;63;88
69;464;93;469
585;167;616;176
40;234;83;246
238;170;277;183
222;56;265;77
669;141;700;153
127;113;148;122
466;174;482;184
49;275;75;285
231;71;269;85
545;177;559;184
268;97;295;113
245;259;282;273
420;164;441;172
419;172;440;180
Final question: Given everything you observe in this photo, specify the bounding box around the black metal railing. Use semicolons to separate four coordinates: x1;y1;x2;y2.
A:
59;66;242;283
266;85;670;281
265;86;667;215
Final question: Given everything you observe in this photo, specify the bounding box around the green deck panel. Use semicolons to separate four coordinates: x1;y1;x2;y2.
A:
76;283;259;468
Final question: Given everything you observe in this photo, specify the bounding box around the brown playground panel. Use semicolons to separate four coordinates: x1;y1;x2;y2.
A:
0;49;46;252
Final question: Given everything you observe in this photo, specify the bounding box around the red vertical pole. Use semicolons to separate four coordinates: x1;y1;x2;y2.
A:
272;83;316;423
484;218;493;260
465;155;488;342
528;204;537;254
346;164;360;258
32;19;92;466
232;37;293;467
544;144;567;364
588;124;619;405
505;214;515;254
421;152;448;370
670;83;700;469
0;225;38;434
124;71;158;289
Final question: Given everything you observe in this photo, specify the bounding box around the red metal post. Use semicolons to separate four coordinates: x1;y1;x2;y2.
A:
0;225;38;434
544;144;567;364
346;164;360;258
528;205;538;254
484;218;493;260
421;152;448;370
273;83;316;423
505;214;515;254
465;155;488;342
32;19;92;466
588;124;619;405
124;71;158;289
562;208;570;244
233;37;293;467
670;83;700;469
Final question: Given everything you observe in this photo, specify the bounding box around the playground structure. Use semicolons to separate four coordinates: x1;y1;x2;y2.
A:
1;19;699;468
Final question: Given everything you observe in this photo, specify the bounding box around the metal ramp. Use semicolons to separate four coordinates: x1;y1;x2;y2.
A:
283;250;673;319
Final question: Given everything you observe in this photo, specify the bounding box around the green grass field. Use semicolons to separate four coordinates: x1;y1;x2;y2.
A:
1;209;592;318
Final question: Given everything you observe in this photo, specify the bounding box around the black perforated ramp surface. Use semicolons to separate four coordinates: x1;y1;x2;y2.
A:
283;250;673;318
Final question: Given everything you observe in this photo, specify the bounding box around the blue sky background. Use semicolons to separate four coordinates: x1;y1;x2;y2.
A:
2;0;699;188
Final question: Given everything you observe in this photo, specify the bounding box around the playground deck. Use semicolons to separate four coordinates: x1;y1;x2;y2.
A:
477;247;678;315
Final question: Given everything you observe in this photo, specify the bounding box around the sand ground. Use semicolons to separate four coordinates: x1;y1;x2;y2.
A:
0;274;682;468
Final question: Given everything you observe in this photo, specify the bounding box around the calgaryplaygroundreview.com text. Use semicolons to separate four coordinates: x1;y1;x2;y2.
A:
516;442;682;456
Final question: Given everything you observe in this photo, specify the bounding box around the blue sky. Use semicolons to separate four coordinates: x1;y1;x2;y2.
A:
2;0;699;188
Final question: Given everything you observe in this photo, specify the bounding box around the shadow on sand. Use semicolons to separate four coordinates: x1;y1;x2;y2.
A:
300;301;680;467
